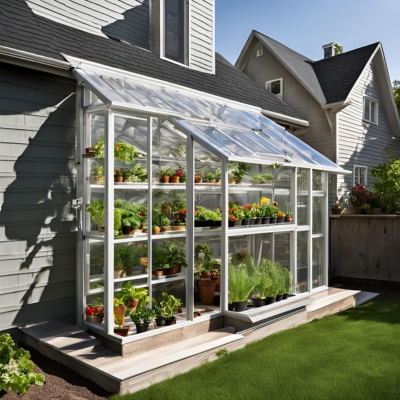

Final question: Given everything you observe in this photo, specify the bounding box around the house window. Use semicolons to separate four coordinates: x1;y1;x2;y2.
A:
266;78;283;100
164;0;187;64
363;97;378;124
353;165;367;186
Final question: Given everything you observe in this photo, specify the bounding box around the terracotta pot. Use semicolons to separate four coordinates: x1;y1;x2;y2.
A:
86;147;95;153
200;272;211;279
152;269;165;276
286;215;293;222
165;265;181;275
194;177;202;184
170;176;180;183
85;314;103;324
93;176;100;183
122;178;129;183
171;225;186;231
113;304;126;327
160;226;171;232
229;177;235;184
97;226;105;233
159;175;170;183
114;175;123;182
114;326;130;337
127;300;138;311
152;227;161;235
198;279;217;305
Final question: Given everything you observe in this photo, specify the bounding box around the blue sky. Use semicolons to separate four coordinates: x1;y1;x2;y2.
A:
215;0;400;82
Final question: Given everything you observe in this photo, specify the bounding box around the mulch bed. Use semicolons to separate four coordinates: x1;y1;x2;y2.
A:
0;344;111;400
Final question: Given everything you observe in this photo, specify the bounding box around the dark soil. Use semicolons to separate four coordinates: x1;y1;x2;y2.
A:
0;344;111;400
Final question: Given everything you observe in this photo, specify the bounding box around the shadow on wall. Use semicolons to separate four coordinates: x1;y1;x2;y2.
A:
102;0;150;50
0;67;77;330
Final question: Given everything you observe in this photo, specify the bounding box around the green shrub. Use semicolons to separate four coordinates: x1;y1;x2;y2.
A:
0;334;45;393
228;264;259;302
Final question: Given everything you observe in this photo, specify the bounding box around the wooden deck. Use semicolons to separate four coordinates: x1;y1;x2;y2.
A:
20;288;368;395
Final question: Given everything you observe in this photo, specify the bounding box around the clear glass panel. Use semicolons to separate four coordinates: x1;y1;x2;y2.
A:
312;197;324;234
360;168;366;185
312;170;323;191
297;168;308;191
296;231;308;293
297;196;308;225
371;101;376;123
312;237;324;289
273;167;292;216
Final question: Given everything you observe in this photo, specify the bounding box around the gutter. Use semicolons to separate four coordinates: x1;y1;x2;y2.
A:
321;99;352;110
262;109;309;127
0;45;72;78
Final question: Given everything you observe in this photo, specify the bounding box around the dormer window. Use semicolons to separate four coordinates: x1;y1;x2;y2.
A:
161;0;188;65
266;78;283;101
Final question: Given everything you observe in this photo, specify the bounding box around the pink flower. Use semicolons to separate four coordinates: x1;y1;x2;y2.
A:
175;169;183;177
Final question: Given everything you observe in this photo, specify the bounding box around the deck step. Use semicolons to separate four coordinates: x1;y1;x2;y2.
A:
20;322;243;394
306;289;359;321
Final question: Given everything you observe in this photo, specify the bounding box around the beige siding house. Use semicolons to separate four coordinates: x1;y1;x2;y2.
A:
236;31;400;205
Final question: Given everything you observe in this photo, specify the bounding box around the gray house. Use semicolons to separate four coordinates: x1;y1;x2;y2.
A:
0;1;312;334
235;31;400;205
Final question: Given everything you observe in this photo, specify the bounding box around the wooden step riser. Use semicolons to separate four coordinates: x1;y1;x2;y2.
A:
90;316;224;358
21;331;120;393
307;296;355;322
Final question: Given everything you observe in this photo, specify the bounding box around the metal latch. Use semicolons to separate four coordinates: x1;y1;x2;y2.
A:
72;197;83;231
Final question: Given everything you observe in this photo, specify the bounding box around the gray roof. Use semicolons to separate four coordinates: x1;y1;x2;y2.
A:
0;0;304;121
253;31;379;105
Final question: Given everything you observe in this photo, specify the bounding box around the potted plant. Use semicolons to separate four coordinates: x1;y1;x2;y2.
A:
152;292;182;326
114;258;124;279
194;173;202;184
277;211;286;223
214;168;221;183
152;224;161;235
153;241;187;275
130;307;156;333
158;166;174;183
114;168;123;182
121;218;132;235
92;164;104;183
286;212;293;222
120;282;149;312
228;162;249;184
85;305;104;324
170;168;184;183
240;205;252;226
119;245;139;276
87;199;105;232
113;297;130;336
265;205;279;224
121;168;131;183
228;263;259;312
159;215;171;232
206;172;216;183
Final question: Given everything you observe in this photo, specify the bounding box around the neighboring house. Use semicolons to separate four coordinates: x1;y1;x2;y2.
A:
235;31;400;205
0;1;312;333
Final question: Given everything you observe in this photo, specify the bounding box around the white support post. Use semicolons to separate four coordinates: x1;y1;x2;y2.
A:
105;109;115;335
308;169;313;293
147;117;153;307
324;171;329;286
293;167;297;285
186;134;194;320
221;157;228;312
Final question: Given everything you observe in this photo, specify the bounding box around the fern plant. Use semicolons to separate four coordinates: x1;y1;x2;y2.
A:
228;264;259;302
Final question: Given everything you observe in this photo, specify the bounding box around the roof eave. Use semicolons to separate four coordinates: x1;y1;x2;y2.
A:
262;109;309;127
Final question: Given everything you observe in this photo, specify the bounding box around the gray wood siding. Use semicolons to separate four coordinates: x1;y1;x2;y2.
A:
0;63;77;332
189;0;214;74
243;41;337;204
337;60;400;198
26;0;150;50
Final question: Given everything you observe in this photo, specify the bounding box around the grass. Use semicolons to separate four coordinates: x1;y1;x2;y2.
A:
110;299;400;400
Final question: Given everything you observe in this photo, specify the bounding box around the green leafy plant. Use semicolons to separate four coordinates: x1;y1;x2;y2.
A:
120;282;149;306
152;292;182;319
159;215;171;227
130;307;156;324
228;162;249;180
228;264;259;302
194;243;212;274
264;205;280;218
216;349;228;358
194;206;222;221
158;166;175;177
371;158;400;212
0;334;45;393
153;241;188;270
250;173;274;183
92;164;104;178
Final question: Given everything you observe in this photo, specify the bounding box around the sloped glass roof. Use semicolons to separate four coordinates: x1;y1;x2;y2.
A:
74;64;345;172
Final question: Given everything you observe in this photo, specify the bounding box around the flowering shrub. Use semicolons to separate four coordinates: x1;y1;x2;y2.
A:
349;184;373;207
85;305;104;317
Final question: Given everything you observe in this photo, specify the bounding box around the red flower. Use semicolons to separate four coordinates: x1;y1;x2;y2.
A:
139;212;146;217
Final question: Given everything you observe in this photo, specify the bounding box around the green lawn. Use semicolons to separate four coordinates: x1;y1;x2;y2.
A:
110;299;400;400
